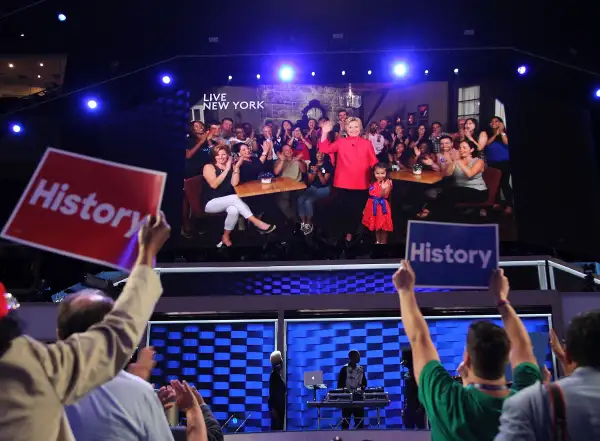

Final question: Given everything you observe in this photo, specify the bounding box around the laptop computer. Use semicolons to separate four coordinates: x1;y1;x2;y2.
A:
304;370;324;387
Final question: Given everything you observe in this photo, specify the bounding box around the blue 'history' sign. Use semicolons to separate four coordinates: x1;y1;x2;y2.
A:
405;221;499;289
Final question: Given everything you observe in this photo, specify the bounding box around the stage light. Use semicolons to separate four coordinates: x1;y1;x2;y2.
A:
342;70;346;76
39;62;44;67
595;88;600;98
161;75;171;84
256;74;261;79
367;70;372;75
517;65;528;75
87;99;98;110
453;68;459;74
11;124;22;134
393;63;408;77
37;75;41;79
278;65;294;82
424;69;429;75
58;13;66;22
20;33;25;37
8;63;14;68
311;71;315;76
228;75;232;80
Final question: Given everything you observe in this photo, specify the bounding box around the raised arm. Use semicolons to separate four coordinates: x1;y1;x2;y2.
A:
318;121;340;154
549;328;575;376
38;214;170;405
490;269;537;368
393;260;440;384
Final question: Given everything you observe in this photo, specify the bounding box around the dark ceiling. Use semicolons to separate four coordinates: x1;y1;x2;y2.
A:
0;0;598;75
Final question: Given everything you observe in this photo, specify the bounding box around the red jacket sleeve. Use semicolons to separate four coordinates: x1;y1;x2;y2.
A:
318;137;340;154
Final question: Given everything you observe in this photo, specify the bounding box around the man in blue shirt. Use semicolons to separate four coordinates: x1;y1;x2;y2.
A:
495;310;600;440
59;290;210;441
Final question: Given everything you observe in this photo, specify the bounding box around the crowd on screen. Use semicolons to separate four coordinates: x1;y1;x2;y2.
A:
183;111;513;247
1;214;600;441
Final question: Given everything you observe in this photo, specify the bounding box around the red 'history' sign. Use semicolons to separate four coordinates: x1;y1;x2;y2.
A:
1;148;166;270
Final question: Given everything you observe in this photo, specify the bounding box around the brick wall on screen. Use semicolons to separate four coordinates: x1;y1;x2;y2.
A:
148;321;276;433
259;84;347;123
285;316;552;431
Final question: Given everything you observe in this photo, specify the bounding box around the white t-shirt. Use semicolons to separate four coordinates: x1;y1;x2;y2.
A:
368;133;386;154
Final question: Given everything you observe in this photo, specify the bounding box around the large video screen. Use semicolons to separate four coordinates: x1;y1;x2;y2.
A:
181;81;515;250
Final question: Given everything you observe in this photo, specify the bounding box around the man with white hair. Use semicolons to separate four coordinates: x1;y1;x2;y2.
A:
268;350;286;430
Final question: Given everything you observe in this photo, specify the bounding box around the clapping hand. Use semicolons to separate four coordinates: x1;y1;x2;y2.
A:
392;260;416;292
235;155;245;168
422;156;434;166
262;140;273;154
157;385;177;410
190;386;206;406
381;179;390;190
225;157;233;170
170;380;200;412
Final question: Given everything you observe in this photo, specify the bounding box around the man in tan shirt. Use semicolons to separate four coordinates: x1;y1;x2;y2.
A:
0;213;171;441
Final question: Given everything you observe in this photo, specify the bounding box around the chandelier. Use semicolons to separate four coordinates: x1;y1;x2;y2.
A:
339;83;362;108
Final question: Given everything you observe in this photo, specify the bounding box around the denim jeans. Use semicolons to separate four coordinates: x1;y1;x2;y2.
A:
297;186;331;218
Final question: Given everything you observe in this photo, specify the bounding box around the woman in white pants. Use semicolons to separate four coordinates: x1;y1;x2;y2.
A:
203;144;276;247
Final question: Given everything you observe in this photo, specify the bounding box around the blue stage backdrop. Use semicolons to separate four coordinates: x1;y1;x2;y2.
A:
285;315;553;431
159;269;451;296
147;320;277;433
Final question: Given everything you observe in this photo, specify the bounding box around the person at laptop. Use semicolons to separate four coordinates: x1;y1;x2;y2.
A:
269;351;286;431
338;350;368;430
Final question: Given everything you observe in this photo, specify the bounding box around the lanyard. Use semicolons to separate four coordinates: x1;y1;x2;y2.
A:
471;383;509;391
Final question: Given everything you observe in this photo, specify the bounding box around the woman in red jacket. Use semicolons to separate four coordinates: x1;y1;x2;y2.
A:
319;117;379;243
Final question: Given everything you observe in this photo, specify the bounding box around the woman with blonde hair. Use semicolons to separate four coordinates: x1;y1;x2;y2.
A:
319;117;379;243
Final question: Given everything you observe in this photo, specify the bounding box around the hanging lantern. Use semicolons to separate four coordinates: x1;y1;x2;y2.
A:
339;84;362;109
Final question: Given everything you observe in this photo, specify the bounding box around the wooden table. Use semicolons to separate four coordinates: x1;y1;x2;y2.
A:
235;177;307;198
390;169;443;185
